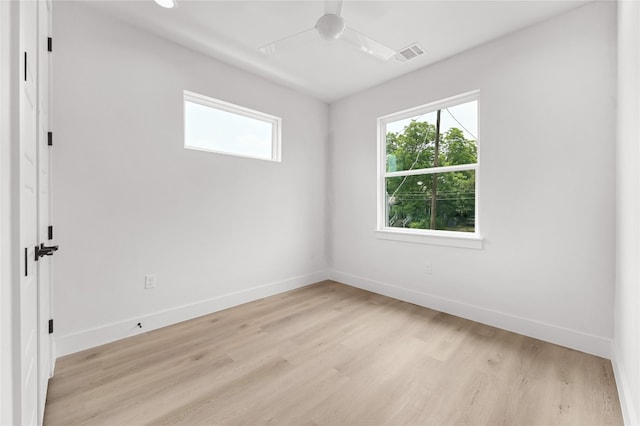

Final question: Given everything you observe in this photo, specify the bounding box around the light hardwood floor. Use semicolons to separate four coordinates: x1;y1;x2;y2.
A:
44;281;622;426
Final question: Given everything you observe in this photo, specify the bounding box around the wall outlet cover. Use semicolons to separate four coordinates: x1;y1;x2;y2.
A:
144;274;157;289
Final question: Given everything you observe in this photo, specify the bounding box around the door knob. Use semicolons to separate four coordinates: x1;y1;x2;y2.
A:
35;243;58;261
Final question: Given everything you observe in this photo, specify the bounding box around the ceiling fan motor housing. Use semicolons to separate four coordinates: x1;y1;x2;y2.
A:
316;14;346;40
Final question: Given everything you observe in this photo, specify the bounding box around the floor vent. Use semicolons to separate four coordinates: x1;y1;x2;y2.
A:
395;43;425;62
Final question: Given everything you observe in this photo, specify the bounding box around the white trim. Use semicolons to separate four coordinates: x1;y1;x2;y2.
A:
378;90;481;125
374;228;483;249
377;90;480;241
183;90;282;162
377;111;386;233
55;271;328;357
184;90;280;127
385;163;477;178
329;270;612;358
0;2;18;424
611;346;640;426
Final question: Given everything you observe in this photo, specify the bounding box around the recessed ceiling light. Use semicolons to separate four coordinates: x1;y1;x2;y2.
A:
154;0;175;9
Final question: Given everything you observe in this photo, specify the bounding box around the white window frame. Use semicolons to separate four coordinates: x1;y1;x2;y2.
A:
375;90;483;249
183;90;282;162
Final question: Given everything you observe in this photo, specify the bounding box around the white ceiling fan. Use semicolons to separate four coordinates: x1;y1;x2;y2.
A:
259;0;397;61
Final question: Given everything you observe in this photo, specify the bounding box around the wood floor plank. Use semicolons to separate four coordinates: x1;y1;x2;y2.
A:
44;281;623;426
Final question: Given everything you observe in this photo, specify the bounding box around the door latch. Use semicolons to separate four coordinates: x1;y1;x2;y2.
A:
35;243;58;261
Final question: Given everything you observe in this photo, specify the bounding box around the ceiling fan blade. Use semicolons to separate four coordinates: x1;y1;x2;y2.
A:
259;28;317;55
324;0;343;17
340;26;396;61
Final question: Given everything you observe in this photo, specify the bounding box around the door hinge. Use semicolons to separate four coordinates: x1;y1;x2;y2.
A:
48;225;53;240
48;131;52;146
48;319;53;334
47;37;52;53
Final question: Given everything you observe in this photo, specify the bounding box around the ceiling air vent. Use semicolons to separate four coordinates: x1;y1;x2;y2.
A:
395;43;425;62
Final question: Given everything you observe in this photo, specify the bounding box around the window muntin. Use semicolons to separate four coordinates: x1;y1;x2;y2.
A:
184;91;281;162
379;92;479;235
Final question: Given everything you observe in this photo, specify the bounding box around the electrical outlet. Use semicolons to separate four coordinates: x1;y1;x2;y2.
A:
144;274;156;289
425;263;433;275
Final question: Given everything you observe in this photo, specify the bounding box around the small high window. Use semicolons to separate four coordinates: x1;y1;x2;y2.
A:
184;90;281;162
378;91;479;241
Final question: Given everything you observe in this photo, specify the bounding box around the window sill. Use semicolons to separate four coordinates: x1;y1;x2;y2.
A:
374;228;484;249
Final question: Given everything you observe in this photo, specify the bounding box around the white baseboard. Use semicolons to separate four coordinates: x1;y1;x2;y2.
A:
57;269;612;360
329;270;612;359
611;345;639;426
56;270;328;357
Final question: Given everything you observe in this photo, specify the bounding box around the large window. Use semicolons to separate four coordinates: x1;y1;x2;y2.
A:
184;90;281;162
377;91;480;244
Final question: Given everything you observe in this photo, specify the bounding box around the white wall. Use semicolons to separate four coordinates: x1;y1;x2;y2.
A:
614;1;640;424
52;3;328;356
329;2;616;358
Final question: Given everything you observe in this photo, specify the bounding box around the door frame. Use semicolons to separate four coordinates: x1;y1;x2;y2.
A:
0;1;54;424
0;1;21;424
36;1;54;423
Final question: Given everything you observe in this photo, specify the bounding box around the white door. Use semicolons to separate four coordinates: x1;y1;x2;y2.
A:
19;0;40;424
36;1;53;423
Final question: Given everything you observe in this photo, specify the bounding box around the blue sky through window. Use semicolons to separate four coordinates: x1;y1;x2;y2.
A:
184;100;273;160
386;100;477;142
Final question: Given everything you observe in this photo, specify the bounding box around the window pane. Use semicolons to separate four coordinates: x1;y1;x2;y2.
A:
385;170;476;232
385;100;477;173
184;100;274;160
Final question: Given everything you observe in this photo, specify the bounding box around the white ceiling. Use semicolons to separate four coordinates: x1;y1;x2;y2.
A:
86;0;591;103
